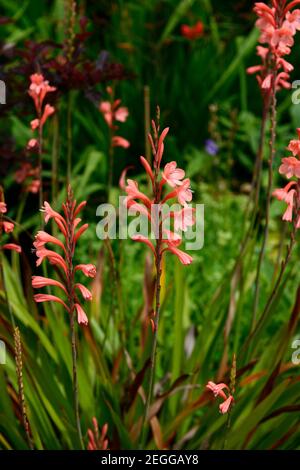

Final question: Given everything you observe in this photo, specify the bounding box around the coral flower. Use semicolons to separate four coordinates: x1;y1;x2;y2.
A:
3;221;14;233
206;380;234;414
273;128;300;225
247;1;300;93
0;202;7;214
112;136;130;148
279;156;300;178
0;199;21;254
2;243;22;253
125;115;195;268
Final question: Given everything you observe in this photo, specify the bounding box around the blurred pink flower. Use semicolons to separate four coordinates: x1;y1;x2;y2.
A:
28;73;56;115
247;1;300;93
279;156;300;178
219;395;234;414
3;221;14;233
0;202;7;214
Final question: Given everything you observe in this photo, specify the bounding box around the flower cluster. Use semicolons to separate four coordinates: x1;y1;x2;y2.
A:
16;73;56;193
247;1;300;93
99;86;130;149
0;201;21;253
180;21;204;40
206;381;234;415
273;128;300;225
124;122;196;266
87;417;109;451
32;188;96;325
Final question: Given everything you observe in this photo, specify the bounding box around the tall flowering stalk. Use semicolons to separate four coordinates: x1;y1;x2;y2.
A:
0;191;22;328
32;187;96;448
247;1;300;326
28;73;56;212
124;109;195;443
243;129;300;353
99;86;130;192
206;354;236;450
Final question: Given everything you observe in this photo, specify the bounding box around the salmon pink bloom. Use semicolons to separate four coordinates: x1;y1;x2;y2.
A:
0;199;21;254
28;73;56;115
279;156;300;178
273;128;300;225
27;138;39;150
32;276;67;293
125;117;195;267
99;100;129;129
75;264;97;278
247;1;300;94
32;187;95;326
287;136;300;156
3;221;14;233
0;202;7;214
75;284;92;301
173;207;196;232
34;293;69;311
162;161;185;187
2;243;22;253
112;136;130;148
206;381;228;400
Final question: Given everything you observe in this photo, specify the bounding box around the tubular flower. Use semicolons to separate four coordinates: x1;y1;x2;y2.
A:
0;199;21;254
273;128;300;226
124;117;196;267
99;86;130;149
247;1;300;95
32;187;96;326
206;381;234;415
87;417;109;451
